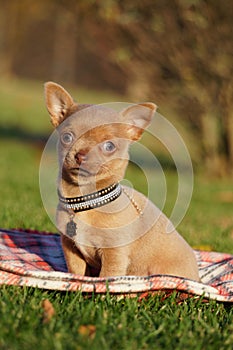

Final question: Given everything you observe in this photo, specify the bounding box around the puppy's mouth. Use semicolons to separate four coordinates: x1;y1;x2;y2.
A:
69;167;94;177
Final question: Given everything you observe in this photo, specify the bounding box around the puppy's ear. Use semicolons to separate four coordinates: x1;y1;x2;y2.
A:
44;82;76;127
120;103;157;141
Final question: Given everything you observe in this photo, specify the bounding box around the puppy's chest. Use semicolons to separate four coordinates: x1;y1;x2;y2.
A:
57;208;117;246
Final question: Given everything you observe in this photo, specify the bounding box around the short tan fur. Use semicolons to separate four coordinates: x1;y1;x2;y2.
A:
44;82;199;280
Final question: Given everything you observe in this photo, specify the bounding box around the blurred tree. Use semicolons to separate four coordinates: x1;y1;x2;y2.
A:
94;0;233;175
0;0;24;77
52;6;77;83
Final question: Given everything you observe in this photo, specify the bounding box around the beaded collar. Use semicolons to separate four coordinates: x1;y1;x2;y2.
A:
58;183;122;213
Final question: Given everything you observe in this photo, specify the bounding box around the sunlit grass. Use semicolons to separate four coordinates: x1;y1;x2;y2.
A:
0;77;125;133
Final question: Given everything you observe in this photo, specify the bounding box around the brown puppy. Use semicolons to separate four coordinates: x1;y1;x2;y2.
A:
44;82;199;280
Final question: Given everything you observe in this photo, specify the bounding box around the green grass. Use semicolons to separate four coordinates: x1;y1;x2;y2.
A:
0;78;233;350
0;77;125;133
0;287;233;350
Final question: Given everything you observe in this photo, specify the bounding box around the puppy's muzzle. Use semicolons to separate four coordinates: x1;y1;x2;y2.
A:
75;151;88;165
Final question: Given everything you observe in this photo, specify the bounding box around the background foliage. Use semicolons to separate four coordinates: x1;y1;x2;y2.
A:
0;0;232;174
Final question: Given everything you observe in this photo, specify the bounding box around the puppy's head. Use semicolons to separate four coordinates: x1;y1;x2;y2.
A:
44;82;156;189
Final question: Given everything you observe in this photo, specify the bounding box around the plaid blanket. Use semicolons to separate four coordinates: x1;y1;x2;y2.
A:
0;228;232;302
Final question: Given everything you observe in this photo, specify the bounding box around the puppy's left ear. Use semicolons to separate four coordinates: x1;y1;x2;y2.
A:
120;103;157;141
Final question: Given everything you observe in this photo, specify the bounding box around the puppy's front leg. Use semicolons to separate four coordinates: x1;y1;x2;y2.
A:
99;248;129;277
61;235;87;275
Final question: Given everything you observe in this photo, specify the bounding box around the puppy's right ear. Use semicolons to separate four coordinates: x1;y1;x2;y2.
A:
44;82;75;127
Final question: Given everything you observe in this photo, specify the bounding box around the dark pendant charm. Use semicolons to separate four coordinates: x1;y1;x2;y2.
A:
66;219;77;238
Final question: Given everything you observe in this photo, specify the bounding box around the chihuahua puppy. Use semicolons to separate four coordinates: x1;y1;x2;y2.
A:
44;82;199;281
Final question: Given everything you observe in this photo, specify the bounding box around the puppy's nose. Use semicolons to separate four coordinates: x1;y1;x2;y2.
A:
75;151;88;165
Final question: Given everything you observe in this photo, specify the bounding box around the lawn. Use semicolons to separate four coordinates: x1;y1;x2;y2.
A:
0;78;233;350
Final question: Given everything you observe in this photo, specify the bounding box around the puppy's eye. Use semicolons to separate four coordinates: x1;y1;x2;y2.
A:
102;141;116;153
61;132;73;145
